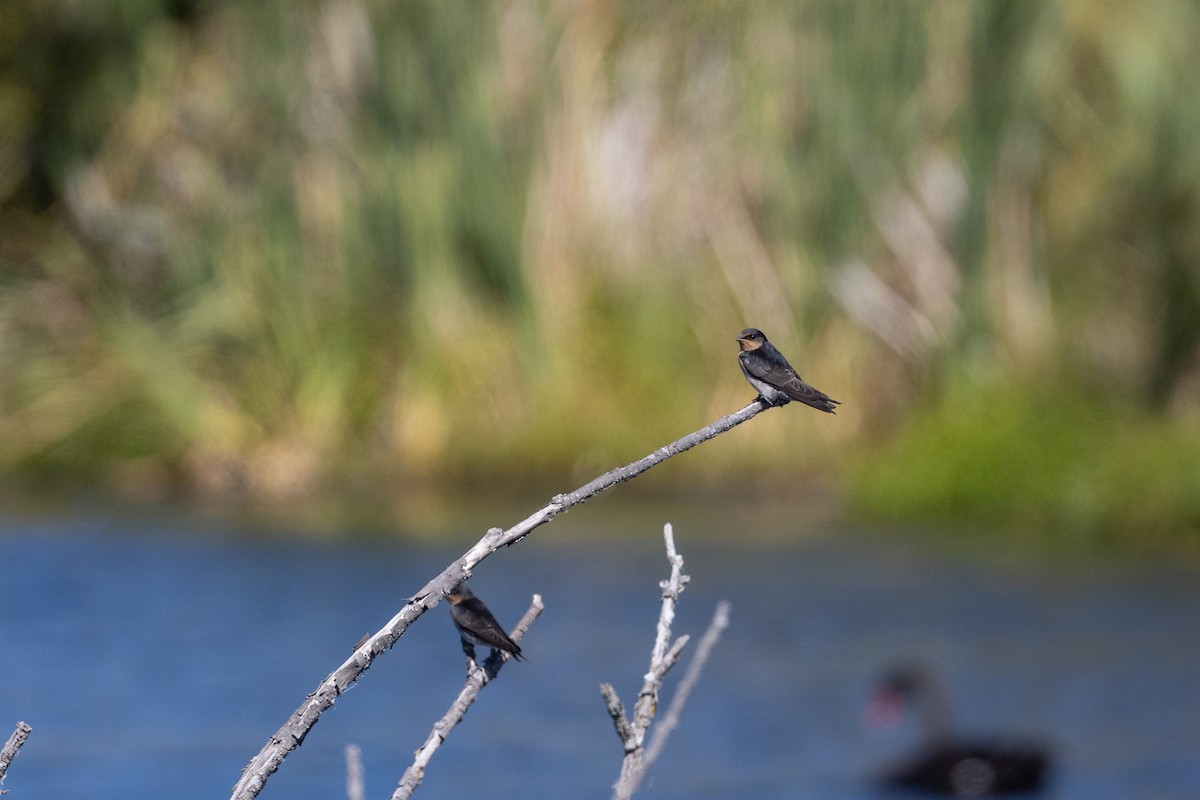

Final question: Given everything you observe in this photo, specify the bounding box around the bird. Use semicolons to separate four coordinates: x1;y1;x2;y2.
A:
447;582;525;663
867;663;1051;797
736;328;839;412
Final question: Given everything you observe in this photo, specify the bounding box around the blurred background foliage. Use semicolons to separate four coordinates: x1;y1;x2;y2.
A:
1;0;1198;542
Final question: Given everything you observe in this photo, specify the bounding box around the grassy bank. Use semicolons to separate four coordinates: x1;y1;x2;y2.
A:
2;2;1199;542
849;378;1200;548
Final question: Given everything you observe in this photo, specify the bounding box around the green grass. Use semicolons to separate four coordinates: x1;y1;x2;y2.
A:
849;378;1200;546
1;2;1200;544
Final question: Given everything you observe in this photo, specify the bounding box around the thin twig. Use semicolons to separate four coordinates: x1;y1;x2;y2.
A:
230;401;767;800
599;685;636;751
391;595;544;800
0;722;32;791
650;524;687;668
344;744;364;800
605;524;712;800
644;601;731;766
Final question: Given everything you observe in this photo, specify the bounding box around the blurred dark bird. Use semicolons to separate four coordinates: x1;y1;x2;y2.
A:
867;663;1050;797
736;328;839;413
447;582;525;663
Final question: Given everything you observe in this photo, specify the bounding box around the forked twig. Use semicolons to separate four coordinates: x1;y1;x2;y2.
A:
603;525;729;799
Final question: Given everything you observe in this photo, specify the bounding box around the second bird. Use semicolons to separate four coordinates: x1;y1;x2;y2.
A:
447;582;526;662
736;328;839;413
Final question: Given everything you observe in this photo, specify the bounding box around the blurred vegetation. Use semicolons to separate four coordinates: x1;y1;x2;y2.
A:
1;1;1198;543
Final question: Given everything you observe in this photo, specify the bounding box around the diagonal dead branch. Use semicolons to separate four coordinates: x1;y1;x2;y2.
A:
230;401;767;800
0;722;32;792
391;595;543;800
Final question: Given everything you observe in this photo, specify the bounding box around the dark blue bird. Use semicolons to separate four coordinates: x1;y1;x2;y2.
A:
447;582;525;663
736;328;839;412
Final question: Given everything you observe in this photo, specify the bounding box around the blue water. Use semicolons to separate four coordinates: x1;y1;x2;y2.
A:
2;506;1199;799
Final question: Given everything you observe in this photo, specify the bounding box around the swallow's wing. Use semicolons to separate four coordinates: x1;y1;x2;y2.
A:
779;375;840;411
741;351;840;412
739;350;795;386
456;598;524;657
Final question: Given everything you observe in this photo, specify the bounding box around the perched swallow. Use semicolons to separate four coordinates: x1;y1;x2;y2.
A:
447;582;525;662
736;328;839;412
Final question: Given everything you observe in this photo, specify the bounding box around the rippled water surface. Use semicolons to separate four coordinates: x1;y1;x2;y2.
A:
3;506;1199;799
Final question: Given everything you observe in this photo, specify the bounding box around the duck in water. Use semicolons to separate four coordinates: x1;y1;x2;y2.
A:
867;663;1051;797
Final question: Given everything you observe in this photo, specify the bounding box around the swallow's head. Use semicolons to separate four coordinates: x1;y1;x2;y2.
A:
737;328;767;352
447;582;472;605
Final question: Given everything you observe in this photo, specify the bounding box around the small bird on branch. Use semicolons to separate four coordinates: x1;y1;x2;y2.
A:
736;327;840;413
447;582;526;663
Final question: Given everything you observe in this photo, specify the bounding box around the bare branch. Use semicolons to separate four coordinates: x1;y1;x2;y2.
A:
604;679;644;797
630;525;689;740
649;523;687;669
231;402;766;800
391;595;544;800
600;684;636;751
0;722;32;792
644;601;731;766
344;744;364;800
605;524;725;800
